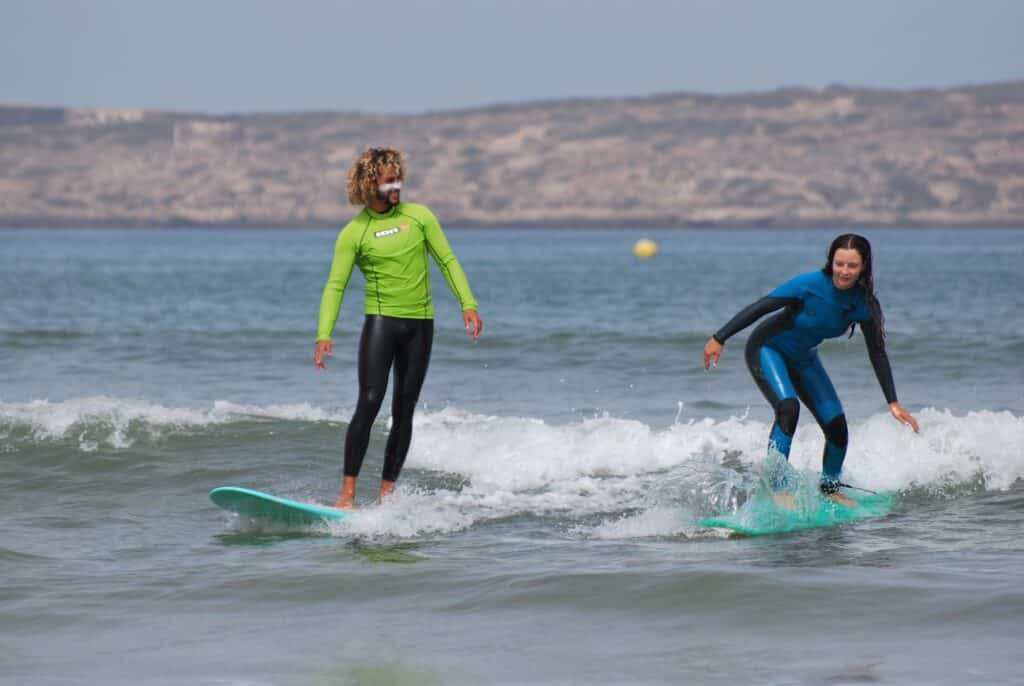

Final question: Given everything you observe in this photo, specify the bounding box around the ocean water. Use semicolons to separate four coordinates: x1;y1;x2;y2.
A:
1;226;1022;685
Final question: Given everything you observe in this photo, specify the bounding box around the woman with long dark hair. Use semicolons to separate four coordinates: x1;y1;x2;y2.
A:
703;234;918;505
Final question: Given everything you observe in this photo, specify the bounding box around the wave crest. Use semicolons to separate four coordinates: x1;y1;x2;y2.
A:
0;397;350;451
3;398;1020;499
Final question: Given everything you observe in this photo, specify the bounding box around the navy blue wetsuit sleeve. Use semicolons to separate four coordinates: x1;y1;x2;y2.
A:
713;296;800;344
861;318;898;404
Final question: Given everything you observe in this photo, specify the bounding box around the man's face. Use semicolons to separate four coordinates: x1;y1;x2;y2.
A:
377;166;402;206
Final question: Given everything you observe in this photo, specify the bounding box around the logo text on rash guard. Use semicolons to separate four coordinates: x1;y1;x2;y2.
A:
374;224;409;239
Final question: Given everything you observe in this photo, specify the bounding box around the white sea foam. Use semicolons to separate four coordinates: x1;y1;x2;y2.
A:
3;398;1020;489
409;405;1024;493
322;405;1024;540
3;397;1022;539
586;506;696;540
0;396;215;450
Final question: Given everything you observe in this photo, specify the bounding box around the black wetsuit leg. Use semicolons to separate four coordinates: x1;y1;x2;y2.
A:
343;316;433;480
381;318;433;482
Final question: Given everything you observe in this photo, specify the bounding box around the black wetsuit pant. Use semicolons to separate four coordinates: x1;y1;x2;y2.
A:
344;315;433;482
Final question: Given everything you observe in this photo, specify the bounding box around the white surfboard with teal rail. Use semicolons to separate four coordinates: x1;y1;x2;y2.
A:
210;486;352;525
699;489;894;536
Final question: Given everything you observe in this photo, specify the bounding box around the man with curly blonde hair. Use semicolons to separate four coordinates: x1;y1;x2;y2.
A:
315;147;483;509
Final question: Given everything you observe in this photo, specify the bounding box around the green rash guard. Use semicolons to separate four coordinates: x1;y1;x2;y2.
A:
317;202;479;341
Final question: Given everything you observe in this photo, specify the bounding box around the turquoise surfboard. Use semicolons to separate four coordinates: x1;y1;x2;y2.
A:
210;486;352;525
698;490;894;536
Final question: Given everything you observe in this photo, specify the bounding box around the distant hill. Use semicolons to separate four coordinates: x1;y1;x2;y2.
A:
2;82;1023;227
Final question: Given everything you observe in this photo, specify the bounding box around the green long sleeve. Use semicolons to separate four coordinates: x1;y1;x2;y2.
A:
316;227;359;341
420;207;479;313
315;202;478;342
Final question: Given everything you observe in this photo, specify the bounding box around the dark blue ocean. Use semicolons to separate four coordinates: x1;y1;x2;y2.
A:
2;226;1022;685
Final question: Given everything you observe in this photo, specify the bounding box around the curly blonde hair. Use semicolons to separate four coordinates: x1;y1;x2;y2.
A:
346;147;405;206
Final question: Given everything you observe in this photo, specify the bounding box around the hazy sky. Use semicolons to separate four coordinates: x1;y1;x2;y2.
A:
2;0;1022;114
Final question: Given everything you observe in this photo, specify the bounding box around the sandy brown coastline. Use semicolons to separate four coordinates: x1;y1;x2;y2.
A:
3;81;1022;228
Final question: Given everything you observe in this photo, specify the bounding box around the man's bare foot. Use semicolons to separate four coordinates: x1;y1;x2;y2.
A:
773;491;797;510
335;476;357;510
376;479;396;504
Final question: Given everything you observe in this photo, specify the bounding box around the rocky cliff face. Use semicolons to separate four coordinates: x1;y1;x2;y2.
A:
2;82;1022;227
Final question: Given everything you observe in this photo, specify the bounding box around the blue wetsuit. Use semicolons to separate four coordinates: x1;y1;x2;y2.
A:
713;270;897;491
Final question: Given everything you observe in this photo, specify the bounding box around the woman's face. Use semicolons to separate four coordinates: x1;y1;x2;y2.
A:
376;166;402;206
831;247;865;290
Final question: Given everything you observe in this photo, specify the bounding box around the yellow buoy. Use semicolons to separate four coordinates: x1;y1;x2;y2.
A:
633;239;658;258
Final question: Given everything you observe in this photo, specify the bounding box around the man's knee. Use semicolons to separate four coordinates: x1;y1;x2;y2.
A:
357;386;386;411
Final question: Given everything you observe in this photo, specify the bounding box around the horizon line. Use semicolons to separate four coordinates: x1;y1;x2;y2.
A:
2;78;1021;119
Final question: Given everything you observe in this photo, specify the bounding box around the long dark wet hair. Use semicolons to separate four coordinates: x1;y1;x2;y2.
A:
823;233;884;338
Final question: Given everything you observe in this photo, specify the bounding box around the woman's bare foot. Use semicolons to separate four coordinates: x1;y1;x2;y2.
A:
828;492;858;507
773;491;797;510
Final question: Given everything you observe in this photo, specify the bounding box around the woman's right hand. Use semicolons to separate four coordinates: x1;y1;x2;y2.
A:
703;337;723;370
889;402;920;433
314;340;332;369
